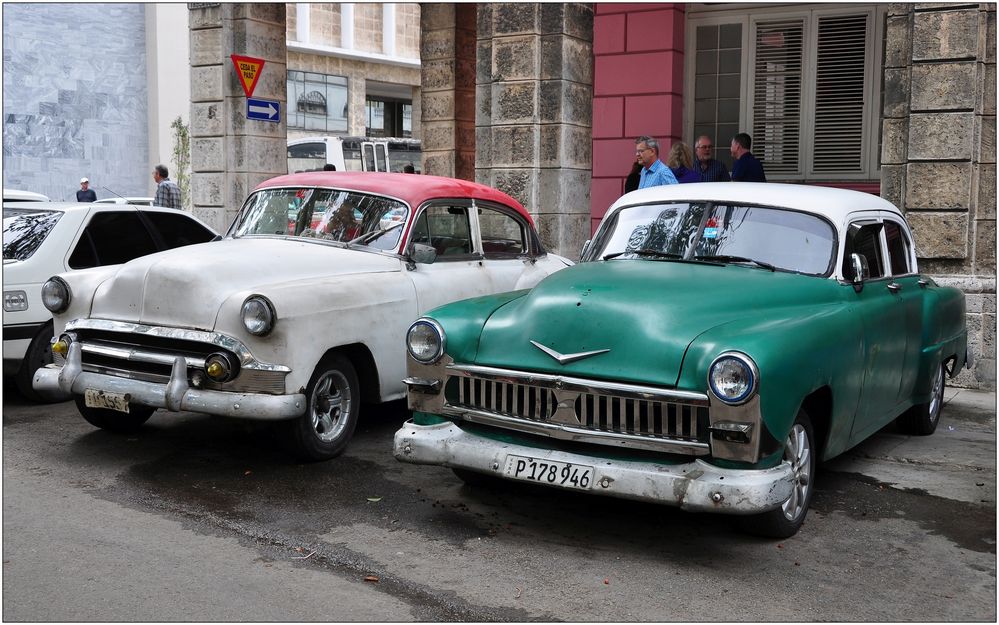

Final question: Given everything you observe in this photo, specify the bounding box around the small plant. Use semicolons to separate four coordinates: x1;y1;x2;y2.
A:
170;116;191;210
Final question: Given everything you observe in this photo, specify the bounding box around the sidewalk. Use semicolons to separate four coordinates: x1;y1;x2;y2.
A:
824;387;996;507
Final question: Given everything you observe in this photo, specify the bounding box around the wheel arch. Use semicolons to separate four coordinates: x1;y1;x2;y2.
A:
799;386;832;462
318;343;380;404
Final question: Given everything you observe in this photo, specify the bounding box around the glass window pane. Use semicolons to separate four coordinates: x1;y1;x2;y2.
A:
695;75;717;99
478;207;526;257
695;50;718;74
696;25;718;50
719;49;741;74
720;23;742;48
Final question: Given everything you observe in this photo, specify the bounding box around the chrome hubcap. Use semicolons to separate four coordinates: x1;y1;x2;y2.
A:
928;364;944;425
782;423;812;522
310;370;352;443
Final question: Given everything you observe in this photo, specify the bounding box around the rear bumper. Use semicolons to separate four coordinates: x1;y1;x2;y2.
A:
393;420;794;515
33;342;305;420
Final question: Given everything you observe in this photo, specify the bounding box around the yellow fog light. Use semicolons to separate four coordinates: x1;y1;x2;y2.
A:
51;339;69;356
204;353;237;383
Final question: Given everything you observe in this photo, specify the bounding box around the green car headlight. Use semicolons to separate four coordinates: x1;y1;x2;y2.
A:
708;352;759;405
41;277;71;314
241;295;276;336
407;319;446;364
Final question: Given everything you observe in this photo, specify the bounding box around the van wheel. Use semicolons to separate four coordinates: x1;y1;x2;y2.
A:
75;397;155;433
14;322;54;403
897;362;945;436
740;410;816;539
285;354;359;462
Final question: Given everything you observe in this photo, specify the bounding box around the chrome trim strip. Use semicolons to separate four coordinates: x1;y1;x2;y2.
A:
440;405;710;455
82;342;207;369
65;318;290;372
445;363;710;405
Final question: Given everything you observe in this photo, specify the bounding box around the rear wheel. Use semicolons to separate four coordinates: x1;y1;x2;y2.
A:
740;410;816;539
897;362;945;435
75;396;155;433
14;322;54;403
284;354;360;462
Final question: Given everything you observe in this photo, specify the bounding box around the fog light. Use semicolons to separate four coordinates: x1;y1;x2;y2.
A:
204;353;237;383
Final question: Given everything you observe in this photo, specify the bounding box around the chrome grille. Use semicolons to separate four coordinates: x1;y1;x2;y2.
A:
446;372;710;449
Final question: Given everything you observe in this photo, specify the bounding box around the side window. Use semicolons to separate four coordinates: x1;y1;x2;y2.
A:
141;212;216;251
884;221;913;276
842;221;885;279
410;205;472;258
478;206;527;257
68;211;158;269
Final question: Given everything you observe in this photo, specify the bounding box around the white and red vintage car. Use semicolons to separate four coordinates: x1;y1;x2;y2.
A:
34;172;572;460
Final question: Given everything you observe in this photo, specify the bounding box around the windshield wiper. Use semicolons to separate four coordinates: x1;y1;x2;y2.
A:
347;221;404;246
694;254;777;271
603;248;683;261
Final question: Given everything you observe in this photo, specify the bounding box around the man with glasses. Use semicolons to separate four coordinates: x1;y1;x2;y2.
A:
634;136;678;188
694;135;730;182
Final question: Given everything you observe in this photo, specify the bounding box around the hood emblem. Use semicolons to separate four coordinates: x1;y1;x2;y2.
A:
530;340;610;365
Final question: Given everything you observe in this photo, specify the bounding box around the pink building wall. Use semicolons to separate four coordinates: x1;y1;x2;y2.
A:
590;3;686;233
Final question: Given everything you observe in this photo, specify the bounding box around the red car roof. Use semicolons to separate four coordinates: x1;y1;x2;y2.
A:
254;171;533;225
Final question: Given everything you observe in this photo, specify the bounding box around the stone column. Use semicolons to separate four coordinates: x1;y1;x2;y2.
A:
882;3;996;389
420;4;476;179
189;4;288;233
476;3;593;260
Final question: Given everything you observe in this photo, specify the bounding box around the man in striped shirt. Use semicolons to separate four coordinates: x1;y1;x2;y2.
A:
635;136;678;188
153;164;182;209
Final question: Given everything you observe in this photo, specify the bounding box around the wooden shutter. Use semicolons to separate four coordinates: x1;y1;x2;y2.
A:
751;19;804;176
812;14;868;173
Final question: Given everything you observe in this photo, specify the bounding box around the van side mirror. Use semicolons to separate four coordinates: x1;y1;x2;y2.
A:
410;243;437;265
850;253;869;292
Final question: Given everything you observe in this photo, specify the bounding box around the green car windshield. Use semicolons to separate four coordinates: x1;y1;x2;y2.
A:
228;187;409;252
588;201;836;276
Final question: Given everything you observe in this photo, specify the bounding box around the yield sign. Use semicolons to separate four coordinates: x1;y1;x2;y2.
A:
230;54;266;97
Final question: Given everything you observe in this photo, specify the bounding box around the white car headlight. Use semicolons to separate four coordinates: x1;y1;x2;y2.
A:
708;352;758;405
241;295;275;336
407;319;446;364
41;277;71;313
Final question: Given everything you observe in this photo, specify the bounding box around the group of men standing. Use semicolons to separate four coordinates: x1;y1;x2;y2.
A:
630;133;767;192
73;164;182;209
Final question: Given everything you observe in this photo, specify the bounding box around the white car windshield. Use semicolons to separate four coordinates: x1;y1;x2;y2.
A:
3;208;62;261
587;202;836;276
228;187;409;251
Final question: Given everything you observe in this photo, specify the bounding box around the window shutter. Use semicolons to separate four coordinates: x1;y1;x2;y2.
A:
813;14;868;173
752;19;804;176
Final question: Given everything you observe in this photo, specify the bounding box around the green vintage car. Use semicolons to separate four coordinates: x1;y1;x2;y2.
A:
393;182;970;537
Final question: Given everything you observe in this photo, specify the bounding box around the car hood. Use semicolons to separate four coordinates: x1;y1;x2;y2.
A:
90;238;401;330
471;260;842;388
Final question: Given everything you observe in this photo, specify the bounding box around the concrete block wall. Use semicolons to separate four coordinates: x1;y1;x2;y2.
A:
590;3;685;233
882;3;996;389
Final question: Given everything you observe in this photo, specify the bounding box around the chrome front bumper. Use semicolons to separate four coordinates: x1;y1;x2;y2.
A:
393;420;794;515
33;342;306;420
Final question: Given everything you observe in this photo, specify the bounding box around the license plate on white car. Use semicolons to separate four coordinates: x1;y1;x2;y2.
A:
84;389;131;413
503;455;594;491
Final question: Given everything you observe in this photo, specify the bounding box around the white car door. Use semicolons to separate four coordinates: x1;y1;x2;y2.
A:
471;202;568;291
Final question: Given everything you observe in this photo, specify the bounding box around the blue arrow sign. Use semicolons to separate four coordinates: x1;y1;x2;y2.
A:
247;97;280;123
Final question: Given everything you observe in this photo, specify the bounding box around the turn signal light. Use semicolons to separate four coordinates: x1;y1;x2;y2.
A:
51;339;69;356
204;353;237;383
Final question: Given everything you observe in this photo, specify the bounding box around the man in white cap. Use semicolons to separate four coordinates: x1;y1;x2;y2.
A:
76;177;96;202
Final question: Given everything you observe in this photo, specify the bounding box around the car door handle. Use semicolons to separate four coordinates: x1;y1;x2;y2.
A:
918;279;929;288
887;282;902;293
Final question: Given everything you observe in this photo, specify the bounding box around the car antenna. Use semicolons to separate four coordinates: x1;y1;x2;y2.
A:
101;185;127;200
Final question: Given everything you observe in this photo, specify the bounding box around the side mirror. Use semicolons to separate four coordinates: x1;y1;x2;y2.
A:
579;239;591;261
410;243;437;265
850;253;869;292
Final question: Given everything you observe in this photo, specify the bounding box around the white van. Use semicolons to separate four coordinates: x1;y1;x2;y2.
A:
287;136;421;174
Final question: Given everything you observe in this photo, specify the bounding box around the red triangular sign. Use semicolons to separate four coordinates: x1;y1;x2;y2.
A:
230;54;266;98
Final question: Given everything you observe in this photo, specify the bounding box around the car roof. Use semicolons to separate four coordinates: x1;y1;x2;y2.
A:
609;182;902;223
254;172;533;224
3;189;50;201
3;201;171;213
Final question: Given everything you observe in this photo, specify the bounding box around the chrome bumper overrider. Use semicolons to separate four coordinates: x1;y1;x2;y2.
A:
33;342;306;420
393;420;794;514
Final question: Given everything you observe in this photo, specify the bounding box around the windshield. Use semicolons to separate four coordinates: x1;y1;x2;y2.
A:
587;201;835;275
3;208;62;261
228;187;409;251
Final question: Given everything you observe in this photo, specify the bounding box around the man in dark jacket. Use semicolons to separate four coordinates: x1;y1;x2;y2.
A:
730;133;766;182
76;177;96;202
694;136;730;182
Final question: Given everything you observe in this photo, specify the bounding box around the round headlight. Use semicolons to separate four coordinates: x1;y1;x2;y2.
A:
41;277;71;313
708;352;759;405
241;296;275;336
407;319;445;364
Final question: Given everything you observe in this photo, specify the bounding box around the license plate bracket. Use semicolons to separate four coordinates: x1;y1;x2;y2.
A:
84;389;131;414
503;454;594;491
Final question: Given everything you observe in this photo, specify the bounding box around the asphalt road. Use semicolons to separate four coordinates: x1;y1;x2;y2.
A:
3;383;995;621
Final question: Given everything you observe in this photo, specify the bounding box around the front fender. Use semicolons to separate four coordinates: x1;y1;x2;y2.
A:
50;265;123;335
424;289;531;364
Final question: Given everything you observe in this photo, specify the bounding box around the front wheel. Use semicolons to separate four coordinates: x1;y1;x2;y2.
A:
897;362;945;436
740;410;816;539
14;322;54;403
75;396;155;433
284;354;360;462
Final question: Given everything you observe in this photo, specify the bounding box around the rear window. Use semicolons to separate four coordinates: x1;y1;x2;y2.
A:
3;209;62;261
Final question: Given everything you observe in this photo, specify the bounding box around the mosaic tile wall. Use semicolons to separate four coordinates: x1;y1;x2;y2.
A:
2;3;150;201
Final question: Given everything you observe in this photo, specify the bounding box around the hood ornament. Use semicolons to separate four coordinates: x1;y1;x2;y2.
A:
530;340;610;365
